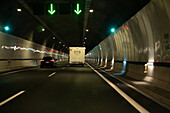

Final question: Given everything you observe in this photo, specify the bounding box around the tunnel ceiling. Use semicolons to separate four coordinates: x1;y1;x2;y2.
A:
0;0;150;53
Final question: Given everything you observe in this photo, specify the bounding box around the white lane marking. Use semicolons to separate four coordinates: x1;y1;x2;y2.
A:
101;69;170;110
86;63;150;113
48;72;56;78
0;90;25;106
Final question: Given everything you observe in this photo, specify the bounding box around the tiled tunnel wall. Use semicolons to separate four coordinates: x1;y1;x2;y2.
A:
86;0;170;91
0;32;68;70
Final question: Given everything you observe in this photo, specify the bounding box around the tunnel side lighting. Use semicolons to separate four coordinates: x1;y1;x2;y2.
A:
59;42;61;44
85;37;87;40
114;59;126;75
111;28;115;33
124;25;129;30
147;62;154;66
53;37;55;39
123;61;126;64
86;29;89;32
144;64;148;73
4;26;10;31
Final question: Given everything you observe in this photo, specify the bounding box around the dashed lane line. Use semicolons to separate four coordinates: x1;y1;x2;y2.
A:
0;90;25;107
48;72;56;78
0;71;56;107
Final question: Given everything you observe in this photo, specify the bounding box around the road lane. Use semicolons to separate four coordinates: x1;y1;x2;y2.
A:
0;65;139;113
0;62;67;103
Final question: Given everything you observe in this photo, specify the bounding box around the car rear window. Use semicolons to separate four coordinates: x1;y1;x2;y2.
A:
43;57;52;60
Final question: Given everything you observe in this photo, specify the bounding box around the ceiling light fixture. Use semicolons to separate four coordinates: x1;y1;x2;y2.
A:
111;28;115;33
17;9;22;12
42;28;45;31
89;9;93;13
4;26;10;31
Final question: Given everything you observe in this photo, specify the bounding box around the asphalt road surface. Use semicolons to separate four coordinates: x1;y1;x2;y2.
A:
0;62;169;113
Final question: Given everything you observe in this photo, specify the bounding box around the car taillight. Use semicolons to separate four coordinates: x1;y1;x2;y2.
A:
82;62;84;64
41;60;44;62
50;60;54;62
70;62;72;64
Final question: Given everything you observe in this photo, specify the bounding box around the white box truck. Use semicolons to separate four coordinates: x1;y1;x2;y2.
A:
69;47;86;66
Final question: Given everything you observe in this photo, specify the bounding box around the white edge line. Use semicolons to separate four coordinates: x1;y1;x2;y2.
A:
0;90;25;106
48;72;56;78
86;63;150;113
101;69;170;110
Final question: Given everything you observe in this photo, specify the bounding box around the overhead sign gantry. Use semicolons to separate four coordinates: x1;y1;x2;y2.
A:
32;2;83;16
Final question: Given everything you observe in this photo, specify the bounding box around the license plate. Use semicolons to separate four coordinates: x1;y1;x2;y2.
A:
46;61;50;63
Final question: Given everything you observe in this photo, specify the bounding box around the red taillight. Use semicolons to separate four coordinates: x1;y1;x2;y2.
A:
70;62;72;64
50;60;54;62
41;60;44;62
82;62;84;64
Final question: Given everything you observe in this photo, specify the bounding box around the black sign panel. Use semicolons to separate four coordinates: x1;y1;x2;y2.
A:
32;3;45;15
59;3;71;15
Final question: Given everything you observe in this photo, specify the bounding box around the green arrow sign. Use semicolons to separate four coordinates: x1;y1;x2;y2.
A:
74;3;82;15
48;4;56;15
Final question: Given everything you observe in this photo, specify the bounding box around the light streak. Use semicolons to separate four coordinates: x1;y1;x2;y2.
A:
1;46;59;56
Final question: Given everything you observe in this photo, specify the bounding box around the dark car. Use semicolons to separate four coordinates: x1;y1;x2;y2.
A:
40;57;57;68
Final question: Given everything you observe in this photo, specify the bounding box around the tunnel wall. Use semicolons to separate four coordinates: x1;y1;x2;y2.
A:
86;0;170;91
0;32;68;70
